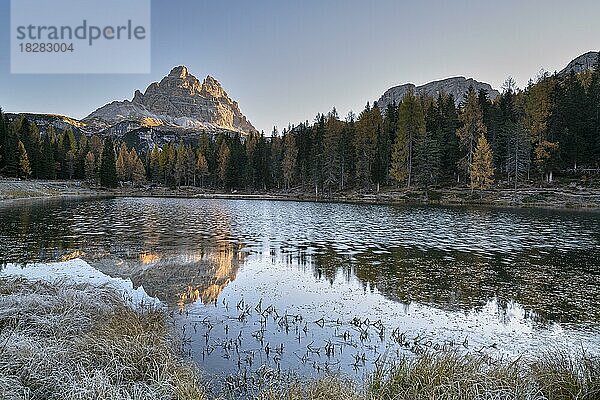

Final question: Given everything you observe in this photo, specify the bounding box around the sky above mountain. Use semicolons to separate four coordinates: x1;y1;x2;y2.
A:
0;0;599;133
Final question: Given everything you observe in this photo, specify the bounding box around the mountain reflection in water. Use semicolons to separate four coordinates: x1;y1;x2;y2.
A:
0;197;599;324
86;242;245;307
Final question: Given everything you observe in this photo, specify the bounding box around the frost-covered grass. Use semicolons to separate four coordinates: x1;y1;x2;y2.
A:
244;350;599;400
0;278;205;400
1;277;598;399
368;350;600;400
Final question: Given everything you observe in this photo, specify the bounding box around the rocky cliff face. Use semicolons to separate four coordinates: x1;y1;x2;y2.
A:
377;76;500;110
84;66;257;135
560;51;598;75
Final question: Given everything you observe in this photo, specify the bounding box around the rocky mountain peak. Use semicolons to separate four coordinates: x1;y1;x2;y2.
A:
201;75;225;99
169;65;189;78
84;66;257;136
559;51;598;75
378;76;499;111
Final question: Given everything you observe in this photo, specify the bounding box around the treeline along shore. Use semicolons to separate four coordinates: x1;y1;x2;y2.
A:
0;55;599;207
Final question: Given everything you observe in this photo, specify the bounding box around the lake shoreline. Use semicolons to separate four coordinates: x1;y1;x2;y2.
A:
1;178;600;210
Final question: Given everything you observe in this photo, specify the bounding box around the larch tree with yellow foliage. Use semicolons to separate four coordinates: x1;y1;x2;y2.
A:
470;133;494;192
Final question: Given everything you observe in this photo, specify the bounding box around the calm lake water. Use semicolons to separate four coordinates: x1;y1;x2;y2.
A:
1;197;599;382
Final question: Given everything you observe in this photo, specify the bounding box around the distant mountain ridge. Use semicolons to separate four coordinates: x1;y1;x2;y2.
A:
377;76;500;111
559;51;598;75
5;51;598;150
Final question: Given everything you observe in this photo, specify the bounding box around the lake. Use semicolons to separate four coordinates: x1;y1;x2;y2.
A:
1;197;599;383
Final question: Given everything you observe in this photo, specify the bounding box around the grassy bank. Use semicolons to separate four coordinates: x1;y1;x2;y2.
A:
0;278;205;400
0;179;100;201
1;278;598;399
2;178;600;209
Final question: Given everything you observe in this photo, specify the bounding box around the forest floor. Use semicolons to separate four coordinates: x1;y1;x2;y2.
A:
1;177;600;209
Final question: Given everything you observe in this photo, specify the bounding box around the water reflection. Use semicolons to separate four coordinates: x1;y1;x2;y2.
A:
0;197;599;324
2;197;600;379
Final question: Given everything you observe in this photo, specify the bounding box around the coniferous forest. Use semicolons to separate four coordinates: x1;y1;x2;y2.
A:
1;56;599;192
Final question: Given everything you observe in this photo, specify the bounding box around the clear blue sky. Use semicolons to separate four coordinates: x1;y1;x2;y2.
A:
0;0;599;133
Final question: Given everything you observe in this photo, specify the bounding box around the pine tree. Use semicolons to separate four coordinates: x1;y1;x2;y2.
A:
18;141;31;178
414;129;441;188
390;90;425;188
0;108;5;171
323;109;343;194
84;151;97;183
3;124;19;177
457;87;487;183
99;138;117;188
149;144;161;182
18;118;41;178
506;121;531;190
354;103;380;189
40;135;56;179
470;134;494;191
217;140;230;187
282;132;297;190
524;72;559;182
116;143;130;182
196;151;209;188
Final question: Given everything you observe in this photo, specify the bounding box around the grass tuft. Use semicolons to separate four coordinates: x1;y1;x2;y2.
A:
368;349;600;400
0;277;206;400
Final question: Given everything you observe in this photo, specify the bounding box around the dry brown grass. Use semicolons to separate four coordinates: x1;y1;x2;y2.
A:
0;277;206;400
1;277;597;400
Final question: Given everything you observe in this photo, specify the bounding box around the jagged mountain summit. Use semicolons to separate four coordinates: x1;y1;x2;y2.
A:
377;76;500;110
559;51;598;75
84;66;257;135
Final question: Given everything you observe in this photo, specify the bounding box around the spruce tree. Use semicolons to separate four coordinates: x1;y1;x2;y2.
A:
310;115;325;193
457;87;487;183
217;140;230;187
340;112;356;190
40;135;56;179
2;126;19;177
0;108;6;171
354;103;379;189
524;72;559;182
506;121;531;190
390;90;425;188
16;118;37;178
149;144;161;182
282;132;297;190
99;138;117;188
196;151;209;188
323;109;342;194
414;129;441;188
